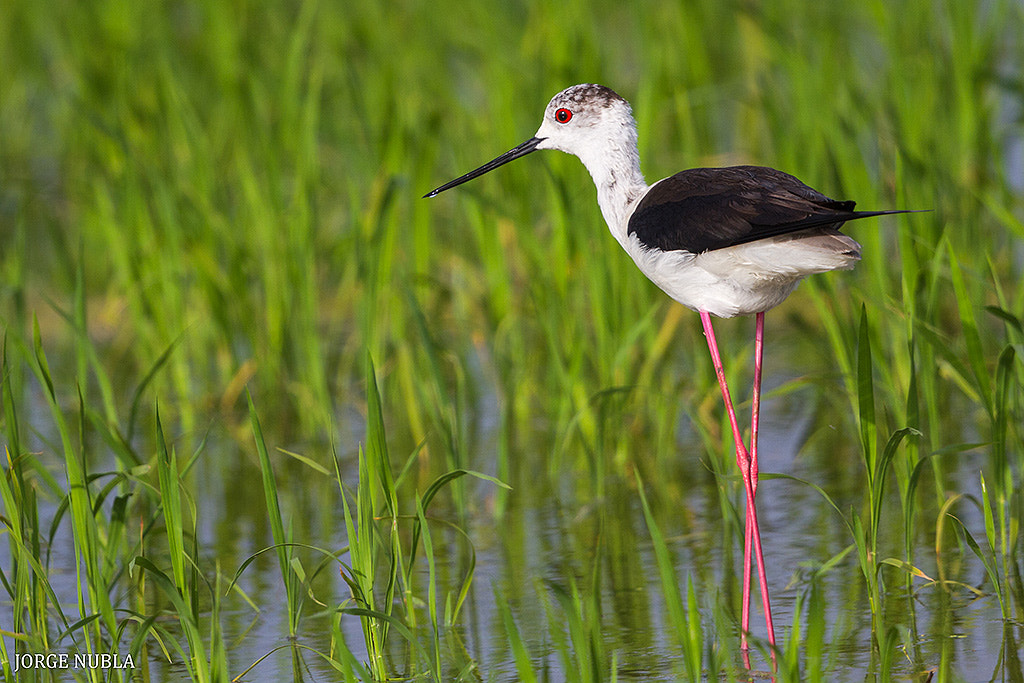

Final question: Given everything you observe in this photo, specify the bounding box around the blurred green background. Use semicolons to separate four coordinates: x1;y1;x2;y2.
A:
1;0;1022;680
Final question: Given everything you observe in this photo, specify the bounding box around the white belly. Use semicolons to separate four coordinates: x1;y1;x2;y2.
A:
622;231;860;318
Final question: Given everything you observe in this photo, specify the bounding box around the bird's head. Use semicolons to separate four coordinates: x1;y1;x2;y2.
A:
534;84;636;158
423;83;638;199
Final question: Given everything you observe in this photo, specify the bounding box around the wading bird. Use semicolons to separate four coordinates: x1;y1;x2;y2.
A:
425;83;912;656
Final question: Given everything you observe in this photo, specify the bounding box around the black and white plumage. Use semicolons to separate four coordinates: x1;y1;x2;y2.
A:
426;84;910;318
424;83;915;656
628;165;892;253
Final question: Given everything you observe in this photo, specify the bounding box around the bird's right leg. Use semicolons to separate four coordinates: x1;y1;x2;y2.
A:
749;311;775;652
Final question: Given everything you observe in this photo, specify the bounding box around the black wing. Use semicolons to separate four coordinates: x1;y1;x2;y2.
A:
627;165;902;253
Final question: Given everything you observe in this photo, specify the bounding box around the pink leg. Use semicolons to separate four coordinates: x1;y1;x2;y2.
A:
751;312;775;649
746;313;763;626
750;312;764;486
699;311;776;657
741;317;761;656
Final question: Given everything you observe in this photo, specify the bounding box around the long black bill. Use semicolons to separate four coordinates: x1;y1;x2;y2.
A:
423;136;545;198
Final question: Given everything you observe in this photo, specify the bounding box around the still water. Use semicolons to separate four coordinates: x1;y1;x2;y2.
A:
12;361;1018;682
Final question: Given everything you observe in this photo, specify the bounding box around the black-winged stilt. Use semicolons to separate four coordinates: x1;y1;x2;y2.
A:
425;83;912;656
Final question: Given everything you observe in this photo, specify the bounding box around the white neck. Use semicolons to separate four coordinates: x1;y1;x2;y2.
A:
576;138;648;247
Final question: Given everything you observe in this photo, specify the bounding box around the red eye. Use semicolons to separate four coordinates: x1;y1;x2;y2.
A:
555;108;572;123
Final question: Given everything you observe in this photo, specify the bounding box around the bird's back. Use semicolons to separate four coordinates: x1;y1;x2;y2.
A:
627;166;867;254
620;166;883;317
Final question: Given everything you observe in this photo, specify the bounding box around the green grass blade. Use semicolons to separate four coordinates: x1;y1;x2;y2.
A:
246;389;297;635
947;243;993;417
414;495;443;678
494;587;539;683
634;469;700;678
155;408;186;599
364;353;398;518
856;304;878;484
946;512;1007;619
